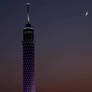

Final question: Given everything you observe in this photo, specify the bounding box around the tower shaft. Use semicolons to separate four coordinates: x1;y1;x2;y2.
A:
23;3;35;92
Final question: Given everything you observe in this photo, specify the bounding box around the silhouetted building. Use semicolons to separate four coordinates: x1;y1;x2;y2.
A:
22;3;35;92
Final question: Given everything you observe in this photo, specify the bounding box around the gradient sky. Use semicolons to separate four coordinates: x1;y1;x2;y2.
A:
0;0;92;92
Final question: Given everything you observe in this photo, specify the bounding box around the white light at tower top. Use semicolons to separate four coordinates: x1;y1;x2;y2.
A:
85;11;88;16
26;3;30;6
26;3;31;24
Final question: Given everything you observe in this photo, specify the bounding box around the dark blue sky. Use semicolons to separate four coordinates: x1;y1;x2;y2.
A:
0;0;92;92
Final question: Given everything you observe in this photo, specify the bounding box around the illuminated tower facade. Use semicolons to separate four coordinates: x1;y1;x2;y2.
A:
23;3;35;92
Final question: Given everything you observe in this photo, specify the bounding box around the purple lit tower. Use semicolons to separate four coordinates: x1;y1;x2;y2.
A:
22;3;35;92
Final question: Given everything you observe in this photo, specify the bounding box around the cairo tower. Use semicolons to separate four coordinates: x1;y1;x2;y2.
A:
22;3;35;92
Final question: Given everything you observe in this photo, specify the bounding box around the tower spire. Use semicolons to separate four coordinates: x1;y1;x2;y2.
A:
26;3;30;24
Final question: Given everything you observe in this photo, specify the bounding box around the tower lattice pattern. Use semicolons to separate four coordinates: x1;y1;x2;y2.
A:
23;26;34;92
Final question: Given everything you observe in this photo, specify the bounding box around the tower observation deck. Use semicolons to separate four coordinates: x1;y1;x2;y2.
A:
22;3;35;92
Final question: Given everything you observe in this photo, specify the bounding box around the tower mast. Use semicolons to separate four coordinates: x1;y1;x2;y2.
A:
26;3;30;24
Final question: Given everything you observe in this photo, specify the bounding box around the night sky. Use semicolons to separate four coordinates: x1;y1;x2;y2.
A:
0;0;92;92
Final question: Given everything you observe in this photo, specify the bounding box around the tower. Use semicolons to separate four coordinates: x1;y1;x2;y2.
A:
23;3;35;92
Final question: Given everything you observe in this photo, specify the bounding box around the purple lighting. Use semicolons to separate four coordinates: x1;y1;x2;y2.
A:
22;3;35;92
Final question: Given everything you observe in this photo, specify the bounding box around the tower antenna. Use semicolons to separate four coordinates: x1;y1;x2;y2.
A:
26;3;30;24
